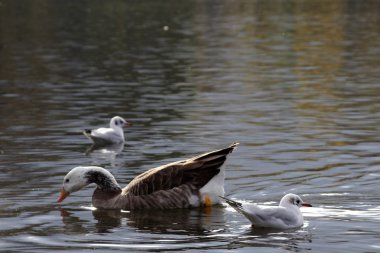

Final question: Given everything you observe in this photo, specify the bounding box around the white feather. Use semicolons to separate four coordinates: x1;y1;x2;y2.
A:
199;165;225;205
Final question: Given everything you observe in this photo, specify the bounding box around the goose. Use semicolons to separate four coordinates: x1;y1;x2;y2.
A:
221;193;312;229
83;116;132;145
58;143;238;210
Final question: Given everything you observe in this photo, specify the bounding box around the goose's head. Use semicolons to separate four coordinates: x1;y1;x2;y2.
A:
57;166;121;203
110;116;132;130
279;193;312;209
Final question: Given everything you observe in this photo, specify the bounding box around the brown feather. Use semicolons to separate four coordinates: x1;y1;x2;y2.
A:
92;143;239;210
125;143;238;196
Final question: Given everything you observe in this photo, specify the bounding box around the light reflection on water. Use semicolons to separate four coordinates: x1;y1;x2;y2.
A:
1;0;380;252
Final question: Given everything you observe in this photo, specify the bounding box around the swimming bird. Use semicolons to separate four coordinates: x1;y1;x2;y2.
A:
58;143;238;210
83;116;132;145
221;193;312;229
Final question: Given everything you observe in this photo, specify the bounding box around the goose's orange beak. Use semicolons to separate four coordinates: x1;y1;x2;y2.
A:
302;203;312;207
57;189;70;203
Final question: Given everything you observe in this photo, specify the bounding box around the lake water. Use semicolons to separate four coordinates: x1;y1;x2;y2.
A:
1;0;380;252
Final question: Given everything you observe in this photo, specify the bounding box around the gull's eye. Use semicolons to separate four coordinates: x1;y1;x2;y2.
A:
65;179;70;183
296;199;300;205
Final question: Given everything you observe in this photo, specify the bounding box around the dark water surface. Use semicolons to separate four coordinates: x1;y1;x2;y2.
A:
1;1;380;252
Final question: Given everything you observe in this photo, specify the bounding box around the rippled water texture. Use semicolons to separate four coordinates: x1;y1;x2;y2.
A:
1;0;380;252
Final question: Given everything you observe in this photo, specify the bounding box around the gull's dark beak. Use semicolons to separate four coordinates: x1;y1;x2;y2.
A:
302;203;312;207
124;122;132;127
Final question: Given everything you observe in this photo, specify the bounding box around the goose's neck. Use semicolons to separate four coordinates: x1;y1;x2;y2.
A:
87;168;122;193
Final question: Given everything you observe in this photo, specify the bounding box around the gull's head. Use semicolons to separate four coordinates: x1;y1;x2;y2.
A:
110;116;132;129
279;193;312;209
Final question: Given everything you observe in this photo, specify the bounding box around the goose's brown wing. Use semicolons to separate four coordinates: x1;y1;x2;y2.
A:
124;143;238;196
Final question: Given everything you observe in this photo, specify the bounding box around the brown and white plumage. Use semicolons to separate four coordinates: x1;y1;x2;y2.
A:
58;143;238;210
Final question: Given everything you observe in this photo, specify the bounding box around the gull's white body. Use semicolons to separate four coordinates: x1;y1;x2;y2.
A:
83;116;129;145
222;194;311;229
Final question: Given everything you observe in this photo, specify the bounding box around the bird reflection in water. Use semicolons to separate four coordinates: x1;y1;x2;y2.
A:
228;221;313;252
85;142;124;167
59;208;90;234
60;206;227;234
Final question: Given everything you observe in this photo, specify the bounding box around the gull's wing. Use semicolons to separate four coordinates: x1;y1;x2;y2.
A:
83;127;121;145
91;127;115;137
243;204;300;228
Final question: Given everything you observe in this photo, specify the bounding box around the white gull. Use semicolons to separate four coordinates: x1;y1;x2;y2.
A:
83;116;132;145
221;193;312;229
